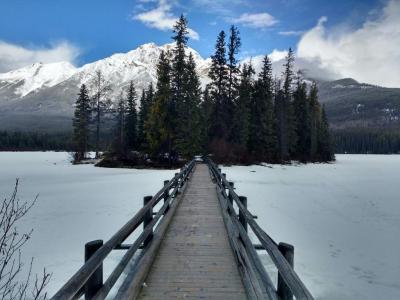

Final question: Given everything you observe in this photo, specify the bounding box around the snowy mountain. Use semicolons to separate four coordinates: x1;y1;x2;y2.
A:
0;43;211;131
0;42;399;132
0;43;210;102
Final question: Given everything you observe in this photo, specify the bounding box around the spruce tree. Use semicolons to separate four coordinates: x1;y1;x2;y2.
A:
208;31;229;142
72;84;91;162
171;14;189;145
200;85;213;151
292;74;310;162
309;82;320;160
125;81;137;151
318;105;335;161
276;48;297;161
138;89;146;148
138;83;154;149
249;55;277;162
176;52;202;158
227;25;241;136
146;50;174;162
232;63;254;154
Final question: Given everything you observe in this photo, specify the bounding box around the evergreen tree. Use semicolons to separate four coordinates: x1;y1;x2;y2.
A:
72;84;91;162
309;82;320;160
171;14;189;145
232;63;254;153
249;55;277;161
176;53;202;158
318;105;335;161
292;74;310;162
276;48;296;161
227;25;241;137
90;70;112;158
200;85;213;151
125;81;137;151
138;83;154;149
146;50;174;162
113;94;126;157
208;31;229;141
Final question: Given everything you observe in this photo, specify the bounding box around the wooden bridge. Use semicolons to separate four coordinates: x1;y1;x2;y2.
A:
51;158;314;300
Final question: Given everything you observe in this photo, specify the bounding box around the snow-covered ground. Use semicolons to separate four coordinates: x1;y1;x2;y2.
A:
0;153;399;299
221;155;400;300
0;152;177;297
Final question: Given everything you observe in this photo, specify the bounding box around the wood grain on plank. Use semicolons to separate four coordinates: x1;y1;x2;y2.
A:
138;164;247;300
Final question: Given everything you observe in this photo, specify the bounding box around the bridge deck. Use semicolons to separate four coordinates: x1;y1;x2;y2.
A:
138;163;247;299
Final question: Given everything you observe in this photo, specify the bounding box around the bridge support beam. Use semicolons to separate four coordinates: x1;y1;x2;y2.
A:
84;240;103;300
143;196;153;247
277;242;294;300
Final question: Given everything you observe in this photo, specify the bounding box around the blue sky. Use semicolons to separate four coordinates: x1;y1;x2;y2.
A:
1;0;399;87
0;0;382;65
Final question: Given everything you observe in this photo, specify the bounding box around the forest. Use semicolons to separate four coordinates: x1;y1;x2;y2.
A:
70;15;334;166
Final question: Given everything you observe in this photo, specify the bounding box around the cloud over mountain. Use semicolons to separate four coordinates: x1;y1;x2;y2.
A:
0;40;79;73
296;0;400;87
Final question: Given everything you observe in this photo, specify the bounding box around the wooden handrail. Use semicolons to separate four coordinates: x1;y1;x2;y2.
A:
51;160;195;300
206;157;314;300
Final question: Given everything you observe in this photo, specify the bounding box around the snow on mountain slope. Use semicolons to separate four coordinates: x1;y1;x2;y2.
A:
74;42;211;94
0;61;77;97
0;43;211;101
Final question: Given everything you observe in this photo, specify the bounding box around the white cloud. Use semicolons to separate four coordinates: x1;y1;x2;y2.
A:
296;0;400;87
0;40;80;73
269;49;288;62
133;0;199;40
233;12;278;28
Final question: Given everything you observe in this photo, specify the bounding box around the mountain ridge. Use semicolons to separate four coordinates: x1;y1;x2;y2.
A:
0;42;399;132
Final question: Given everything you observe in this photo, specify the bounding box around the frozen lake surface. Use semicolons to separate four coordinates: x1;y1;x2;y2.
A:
0;152;399;299
222;155;400;300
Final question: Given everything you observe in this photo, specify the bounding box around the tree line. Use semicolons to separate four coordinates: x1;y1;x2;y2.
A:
333;127;400;154
72;15;334;165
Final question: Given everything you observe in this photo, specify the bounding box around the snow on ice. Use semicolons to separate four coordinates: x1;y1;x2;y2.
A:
0;152;399;299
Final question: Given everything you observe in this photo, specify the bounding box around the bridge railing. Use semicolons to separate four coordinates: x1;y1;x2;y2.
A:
51;159;196;300
205;157;314;300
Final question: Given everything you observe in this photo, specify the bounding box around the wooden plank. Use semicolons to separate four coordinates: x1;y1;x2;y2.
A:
137;164;247;300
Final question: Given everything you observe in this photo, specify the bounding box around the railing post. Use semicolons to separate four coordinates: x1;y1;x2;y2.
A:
84;240;103;299
143;196;153;247
277;242;294;300
238;196;248;232
228;182;234;206
163;180;169;214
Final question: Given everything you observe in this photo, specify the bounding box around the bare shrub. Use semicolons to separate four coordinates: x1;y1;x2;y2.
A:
0;180;51;300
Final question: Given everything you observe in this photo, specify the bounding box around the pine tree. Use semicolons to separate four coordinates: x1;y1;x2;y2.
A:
249;55;277;162
232;63;254;154
90;70;112;158
171;14;189;146
113;94;126;158
200;85;213;151
72;84;91;162
138;83;154;149
318;105;335;161
176;53;202;158
208;31;229;141
145;50;174;162
227;25;241;134
309;82;320;160
292;74;310;162
138;89;146;148
276;48;297;162
125;81;137;151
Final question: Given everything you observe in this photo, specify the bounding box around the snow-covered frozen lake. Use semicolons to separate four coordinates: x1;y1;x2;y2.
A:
0;152;399;299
